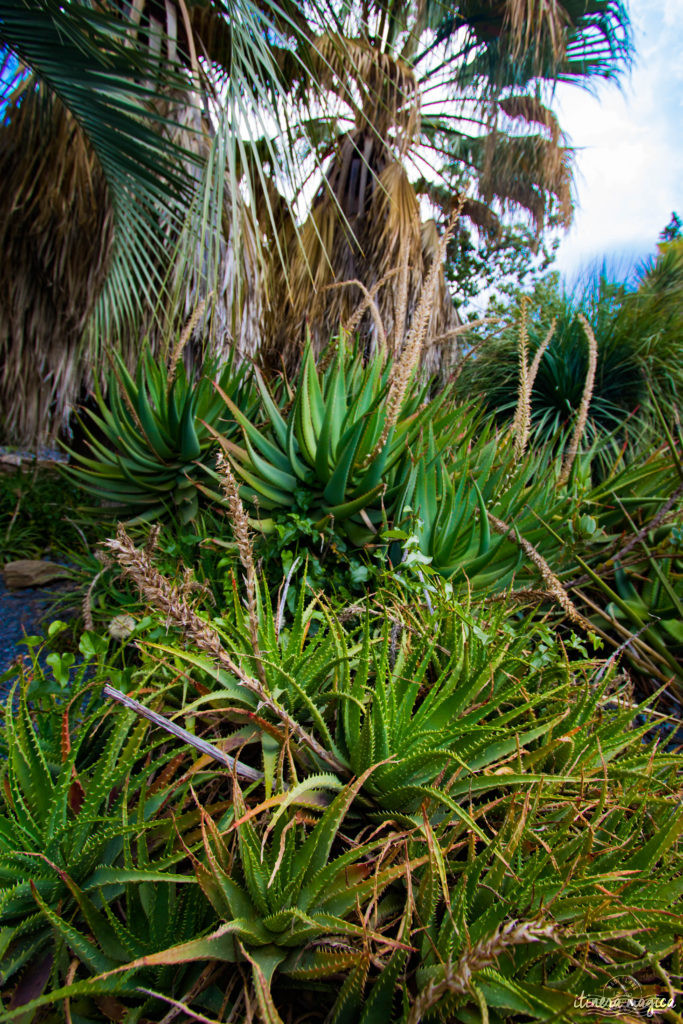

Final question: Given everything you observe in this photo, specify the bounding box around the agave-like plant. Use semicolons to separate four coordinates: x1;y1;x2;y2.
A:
213;339;455;545
68;346;255;523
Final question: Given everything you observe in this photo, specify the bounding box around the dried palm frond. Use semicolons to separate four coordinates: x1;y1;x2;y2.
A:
0;88;113;444
502;0;570;62
498;94;561;142
311;33;418;140
480;131;573;233
461;196;502;237
261;148;428;369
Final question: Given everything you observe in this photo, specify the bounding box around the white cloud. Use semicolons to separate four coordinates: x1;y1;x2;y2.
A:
553;0;683;279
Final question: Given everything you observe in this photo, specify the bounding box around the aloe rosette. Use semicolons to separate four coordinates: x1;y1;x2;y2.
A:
68;346;254;523
214;340;455;544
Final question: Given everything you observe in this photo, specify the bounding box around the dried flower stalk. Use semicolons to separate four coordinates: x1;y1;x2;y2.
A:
408;919;558;1024
167;296;208;385
487;512;592;631
558;314;598;487
527;317;556;392
512;296;531;461
422;315;501;352
392;240;410;355
361;206;461;469
218;453;265;685
325;278;387;352
343;268;400;336
103;525;345;773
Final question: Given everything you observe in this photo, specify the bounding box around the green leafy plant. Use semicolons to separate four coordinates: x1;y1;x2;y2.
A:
214;340;454;545
0;679;200;994
68;346;255;523
0;464;92;562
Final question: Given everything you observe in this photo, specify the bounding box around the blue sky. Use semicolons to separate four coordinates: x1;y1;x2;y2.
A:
553;0;683;280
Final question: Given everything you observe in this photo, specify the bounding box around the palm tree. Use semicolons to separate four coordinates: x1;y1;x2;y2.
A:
250;0;632;369
0;0;301;443
0;0;633;443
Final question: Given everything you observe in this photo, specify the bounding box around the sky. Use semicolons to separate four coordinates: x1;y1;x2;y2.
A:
552;0;683;281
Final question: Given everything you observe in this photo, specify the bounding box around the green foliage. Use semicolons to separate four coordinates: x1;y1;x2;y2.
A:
1;562;681;1021
0;465;92;562
0;680;193;987
413;772;682;1023
392;421;575;588
2;283;682;1022
460;253;682;460
457;272;645;451
68;346;255;523
661;211;682;242
259;513;377;606
126;771;406;1009
216;340;454;545
444;217;559;309
616;245;683;425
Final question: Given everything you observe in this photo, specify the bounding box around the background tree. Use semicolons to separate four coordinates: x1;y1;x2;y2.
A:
0;0;633;444
255;0;632;368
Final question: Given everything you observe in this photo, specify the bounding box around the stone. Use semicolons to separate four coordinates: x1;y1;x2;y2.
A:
2;559;69;590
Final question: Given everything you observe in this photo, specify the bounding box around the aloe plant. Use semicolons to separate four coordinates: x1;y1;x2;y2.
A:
392;424;576;592
0;681;200;992
409;773;683;1024
68;346;255;523
64;770;415;1019
214;340;455;544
